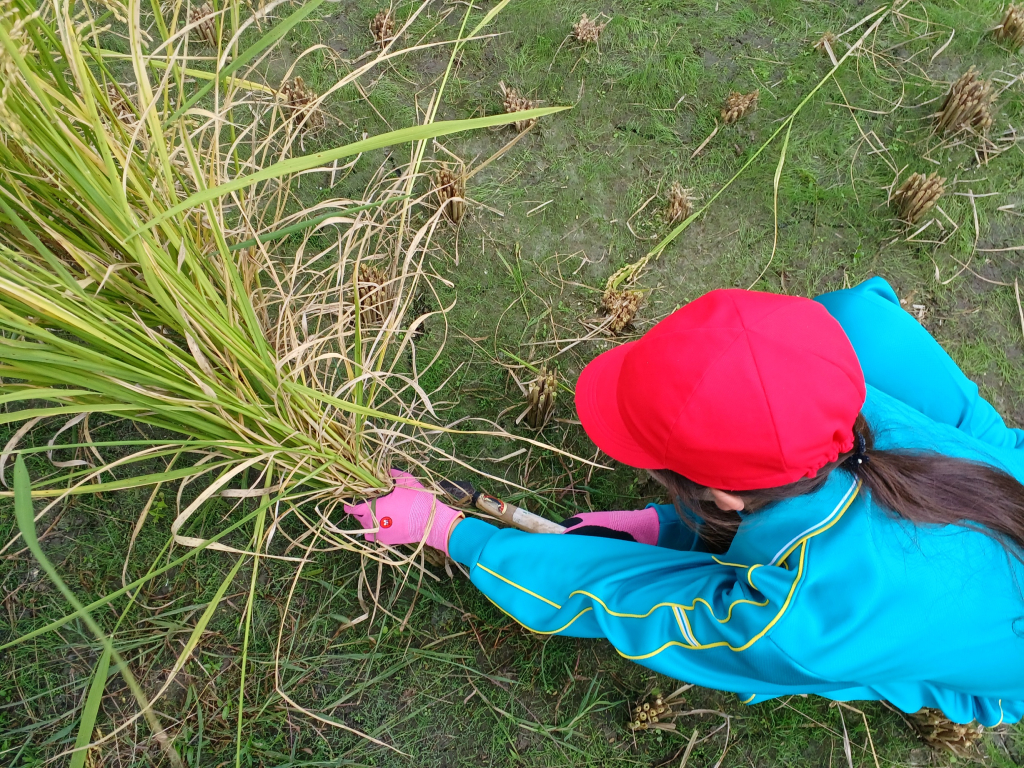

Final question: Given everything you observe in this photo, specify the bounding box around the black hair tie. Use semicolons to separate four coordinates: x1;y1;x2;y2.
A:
849;431;869;466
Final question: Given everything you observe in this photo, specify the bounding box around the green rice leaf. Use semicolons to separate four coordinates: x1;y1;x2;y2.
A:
2;495;270;650
69;646;111;768
15;454;185;767
133;107;570;237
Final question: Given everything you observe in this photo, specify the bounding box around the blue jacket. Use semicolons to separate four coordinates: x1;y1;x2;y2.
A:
448;278;1024;725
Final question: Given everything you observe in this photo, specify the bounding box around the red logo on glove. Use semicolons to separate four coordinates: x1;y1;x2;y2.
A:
380;516;393;529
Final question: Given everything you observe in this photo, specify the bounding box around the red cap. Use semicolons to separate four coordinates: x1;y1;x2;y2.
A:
575;289;865;490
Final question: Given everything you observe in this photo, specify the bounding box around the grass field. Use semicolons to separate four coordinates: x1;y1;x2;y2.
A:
3;0;1024;765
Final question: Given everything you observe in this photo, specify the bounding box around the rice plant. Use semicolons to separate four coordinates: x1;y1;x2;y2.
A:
0;0;563;761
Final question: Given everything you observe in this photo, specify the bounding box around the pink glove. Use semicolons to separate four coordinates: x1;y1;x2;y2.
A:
561;508;660;546
343;470;463;554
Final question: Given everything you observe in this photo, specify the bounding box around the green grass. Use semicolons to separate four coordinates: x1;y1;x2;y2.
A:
3;0;1024;765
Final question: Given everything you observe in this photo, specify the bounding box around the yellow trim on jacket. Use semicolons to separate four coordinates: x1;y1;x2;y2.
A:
475;563;562;608
620;479;861;658
472;480;861;654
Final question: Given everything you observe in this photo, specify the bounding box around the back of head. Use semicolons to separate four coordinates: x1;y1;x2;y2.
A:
576;289;866;490
575;288;1024;557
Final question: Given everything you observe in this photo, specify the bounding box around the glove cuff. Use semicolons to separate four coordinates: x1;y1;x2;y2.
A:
561;508;660;546
424;499;464;555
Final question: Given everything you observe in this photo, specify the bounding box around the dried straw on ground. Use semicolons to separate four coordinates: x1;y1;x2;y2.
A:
189;2;218;46
907;708;984;758
434;164;466;224
892;172;945;225
370;9;395;49
279;76;325;133
722;90;759;124
994;4;1024;48
935;67;996;135
500;82;538;132
573;13;608;44
524;367;558;429
666;182;695;224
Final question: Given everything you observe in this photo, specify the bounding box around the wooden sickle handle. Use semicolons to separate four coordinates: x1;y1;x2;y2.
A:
473;493;566;534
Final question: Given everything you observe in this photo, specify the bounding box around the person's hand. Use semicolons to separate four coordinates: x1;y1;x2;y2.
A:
344;469;463;554
561;508;660;545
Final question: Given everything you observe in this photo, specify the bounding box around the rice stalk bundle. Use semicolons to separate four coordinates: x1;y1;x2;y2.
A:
813;32;837;54
0;1;413;527
433;164;466;224
666;182;695;224
907;708;984;757
892;172;945;224
0;0;568;762
279;75;325;133
524;367;557;430
722;90;759;124
500;81;538;132
0;0;563;528
356;263;395;326
573;13;607;44
370;9;395;49
935;67;995;135
601;287;643;334
628;695;672;731
995;4;1024;49
629;697;667;729
188;1;218;46
627;685;690;732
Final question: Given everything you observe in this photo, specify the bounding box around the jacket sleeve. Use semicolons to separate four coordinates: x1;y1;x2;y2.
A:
816;276;1024;450
650;502;708;552
449;518;829;695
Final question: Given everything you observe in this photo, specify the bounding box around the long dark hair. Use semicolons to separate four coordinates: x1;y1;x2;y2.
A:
650;413;1024;557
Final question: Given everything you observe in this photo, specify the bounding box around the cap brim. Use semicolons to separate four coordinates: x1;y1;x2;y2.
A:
575;342;663;469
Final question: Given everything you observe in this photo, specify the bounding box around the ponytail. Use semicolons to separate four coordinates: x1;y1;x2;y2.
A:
651;413;1024;558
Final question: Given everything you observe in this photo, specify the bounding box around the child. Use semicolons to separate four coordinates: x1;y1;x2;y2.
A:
346;277;1024;727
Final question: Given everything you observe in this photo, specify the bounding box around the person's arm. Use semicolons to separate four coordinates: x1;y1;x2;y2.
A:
345;473;814;696
447;518;813;694
816;276;1024;450
649;502;707;551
